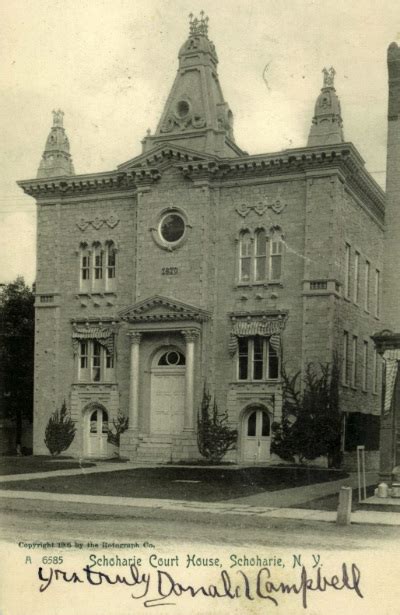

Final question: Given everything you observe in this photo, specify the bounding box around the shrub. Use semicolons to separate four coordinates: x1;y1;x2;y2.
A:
44;400;76;456
197;385;238;463
107;412;129;446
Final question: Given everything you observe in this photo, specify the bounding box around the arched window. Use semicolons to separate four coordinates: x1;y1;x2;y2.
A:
92;243;103;292
239;232;252;283
80;243;91;292
106;241;116;291
255;229;267;282
270;229;283;280
78;241;117;293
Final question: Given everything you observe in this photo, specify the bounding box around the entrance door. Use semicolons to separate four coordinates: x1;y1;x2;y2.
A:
86;408;109;458
242;408;271;463
150;349;185;435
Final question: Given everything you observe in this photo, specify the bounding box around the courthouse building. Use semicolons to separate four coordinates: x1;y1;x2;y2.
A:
18;14;385;463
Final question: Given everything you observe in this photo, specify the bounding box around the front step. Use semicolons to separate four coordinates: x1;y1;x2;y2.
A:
134;433;199;464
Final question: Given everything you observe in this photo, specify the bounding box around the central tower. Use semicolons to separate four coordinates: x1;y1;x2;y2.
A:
141;12;244;157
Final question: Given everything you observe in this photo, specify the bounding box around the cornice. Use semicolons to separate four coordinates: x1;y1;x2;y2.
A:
17;143;385;222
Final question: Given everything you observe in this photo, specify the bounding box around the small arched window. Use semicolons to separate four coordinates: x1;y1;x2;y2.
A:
239;232;252;283
93;243;103;279
270;229;284;280
80;243;91;292
92;242;103;292
255;229;267;282
106;242;116;278
106;241;116;291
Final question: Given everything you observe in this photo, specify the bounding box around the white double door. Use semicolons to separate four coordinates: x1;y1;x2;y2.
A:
242;408;271;463
86;408;109;458
150;369;185;435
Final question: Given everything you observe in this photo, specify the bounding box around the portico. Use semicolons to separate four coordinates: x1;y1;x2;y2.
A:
119;295;209;462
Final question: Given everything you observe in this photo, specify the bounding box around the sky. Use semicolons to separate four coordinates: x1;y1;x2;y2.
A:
1;0;399;285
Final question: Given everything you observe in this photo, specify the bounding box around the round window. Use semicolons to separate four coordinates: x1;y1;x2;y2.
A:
159;213;185;243
176;100;190;118
158;350;185;366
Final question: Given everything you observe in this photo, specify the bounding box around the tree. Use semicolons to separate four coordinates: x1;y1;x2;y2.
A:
271;357;342;468
44;400;76;456
197;385;238;463
0;277;34;450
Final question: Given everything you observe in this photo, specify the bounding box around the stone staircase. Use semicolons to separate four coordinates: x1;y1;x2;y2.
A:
133;433;199;464
135;435;174;464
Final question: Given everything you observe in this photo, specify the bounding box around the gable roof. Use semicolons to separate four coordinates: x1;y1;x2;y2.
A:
117;142;219;173
119;295;211;323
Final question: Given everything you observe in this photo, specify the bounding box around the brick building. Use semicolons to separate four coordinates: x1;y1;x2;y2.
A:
18;14;384;463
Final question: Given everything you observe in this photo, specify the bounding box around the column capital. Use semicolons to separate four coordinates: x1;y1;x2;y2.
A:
127;331;142;344
181;329;200;342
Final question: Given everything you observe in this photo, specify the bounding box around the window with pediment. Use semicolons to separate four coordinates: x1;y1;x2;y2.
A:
238;227;284;284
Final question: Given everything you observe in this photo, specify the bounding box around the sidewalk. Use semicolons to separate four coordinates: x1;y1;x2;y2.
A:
0;488;399;526
0;462;398;526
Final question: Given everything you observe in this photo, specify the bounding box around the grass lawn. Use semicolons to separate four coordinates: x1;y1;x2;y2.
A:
0;466;347;501
0;456;95;476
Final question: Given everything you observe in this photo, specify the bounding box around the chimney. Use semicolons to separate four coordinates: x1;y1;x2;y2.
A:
383;43;400;331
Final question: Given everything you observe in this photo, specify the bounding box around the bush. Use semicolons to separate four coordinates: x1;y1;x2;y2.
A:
107;412;129;446
197;385;238;463
44;401;76;456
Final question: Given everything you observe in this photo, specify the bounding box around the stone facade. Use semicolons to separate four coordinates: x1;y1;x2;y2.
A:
18;14;385;463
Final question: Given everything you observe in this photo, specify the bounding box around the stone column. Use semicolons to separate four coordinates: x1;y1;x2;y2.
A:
182;329;200;431
127;332;142;432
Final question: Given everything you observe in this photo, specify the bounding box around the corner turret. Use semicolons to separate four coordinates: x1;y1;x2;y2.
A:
307;67;344;147
37;110;75;178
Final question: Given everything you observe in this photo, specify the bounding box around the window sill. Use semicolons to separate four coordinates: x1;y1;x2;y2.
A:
235;281;283;289
343;296;351;303
73;381;117;386
231;380;280;385
76;291;116;297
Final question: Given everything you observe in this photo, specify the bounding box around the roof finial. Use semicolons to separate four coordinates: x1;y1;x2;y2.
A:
52;109;64;127
322;66;336;88
189;11;209;37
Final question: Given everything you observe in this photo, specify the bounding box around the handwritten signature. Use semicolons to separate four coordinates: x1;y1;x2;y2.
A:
38;563;363;608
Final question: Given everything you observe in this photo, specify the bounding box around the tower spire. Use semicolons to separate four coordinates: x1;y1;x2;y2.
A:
307;67;344;147
37;109;75;178
141;13;243;157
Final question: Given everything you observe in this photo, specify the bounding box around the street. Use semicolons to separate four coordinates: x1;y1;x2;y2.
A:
1;496;399;551
1;497;400;615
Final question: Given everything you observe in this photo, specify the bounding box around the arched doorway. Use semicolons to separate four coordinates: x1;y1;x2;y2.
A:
241;406;271;463
84;405;109;458
150;348;185;435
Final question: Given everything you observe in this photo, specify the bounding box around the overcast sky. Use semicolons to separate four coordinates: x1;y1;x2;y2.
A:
1;0;399;285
